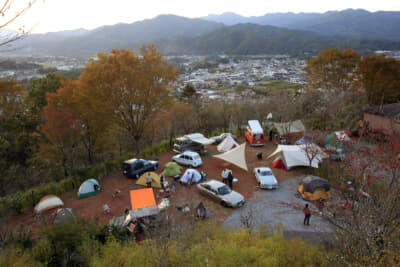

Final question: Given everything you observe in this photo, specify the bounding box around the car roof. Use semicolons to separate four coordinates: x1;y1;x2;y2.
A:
255;167;272;172
123;158;139;164
202;179;225;189
182;151;200;156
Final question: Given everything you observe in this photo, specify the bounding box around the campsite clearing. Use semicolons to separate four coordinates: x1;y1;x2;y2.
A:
7;138;312;239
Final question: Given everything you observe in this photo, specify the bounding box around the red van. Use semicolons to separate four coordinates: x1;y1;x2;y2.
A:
245;120;264;146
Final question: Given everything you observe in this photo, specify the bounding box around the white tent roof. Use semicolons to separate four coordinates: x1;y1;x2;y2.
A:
217;135;239;152
274;120;306;135
213;143;248;171
185;133;214;145
268;144;327;169
248;120;263;134
334;131;351;142
180;169;202;184
34;195;64;213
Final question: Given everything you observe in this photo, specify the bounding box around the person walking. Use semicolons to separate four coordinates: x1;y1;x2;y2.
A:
227;171;234;190
160;175;165;190
303;203;311;225
146;172;153;188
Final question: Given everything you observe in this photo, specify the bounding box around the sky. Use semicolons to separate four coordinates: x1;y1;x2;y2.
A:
7;0;400;33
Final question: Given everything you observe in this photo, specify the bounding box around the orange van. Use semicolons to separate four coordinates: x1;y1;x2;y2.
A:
245;120;264;146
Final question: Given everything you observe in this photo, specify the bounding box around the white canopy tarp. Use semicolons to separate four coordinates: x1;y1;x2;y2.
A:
180;169;202;184
217;135;239;152
213;143;248;171
185;133;214;145
274;120;306;135
268;144;327;169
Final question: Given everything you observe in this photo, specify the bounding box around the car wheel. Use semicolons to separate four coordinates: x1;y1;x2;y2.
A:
221;201;228;207
191;164;197;168
152;166;157;171
135;174;139;179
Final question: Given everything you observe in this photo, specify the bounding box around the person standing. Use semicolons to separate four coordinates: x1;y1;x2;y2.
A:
303;203;311;225
160;175;165;189
227;171;234;189
146;172;153;188
221;168;228;185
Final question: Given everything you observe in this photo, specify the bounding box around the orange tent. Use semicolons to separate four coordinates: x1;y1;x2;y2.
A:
130;188;156;209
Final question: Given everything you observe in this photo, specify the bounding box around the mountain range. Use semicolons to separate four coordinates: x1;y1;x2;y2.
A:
202;9;400;40
5;9;400;57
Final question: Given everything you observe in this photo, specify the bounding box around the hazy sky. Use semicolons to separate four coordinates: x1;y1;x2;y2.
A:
10;0;400;33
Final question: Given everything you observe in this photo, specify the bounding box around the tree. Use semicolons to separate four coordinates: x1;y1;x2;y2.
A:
78;45;176;156
0;0;39;46
318;131;400;265
27;73;63;113
40;106;82;176
180;84;199;103
303;48;365;127
359;54;400;105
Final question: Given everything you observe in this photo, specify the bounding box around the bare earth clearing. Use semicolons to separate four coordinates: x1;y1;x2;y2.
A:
8;138;331;244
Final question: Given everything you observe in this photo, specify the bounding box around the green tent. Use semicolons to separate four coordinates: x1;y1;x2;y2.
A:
324;131;355;153
54;208;77;225
77;178;102;199
162;162;182;177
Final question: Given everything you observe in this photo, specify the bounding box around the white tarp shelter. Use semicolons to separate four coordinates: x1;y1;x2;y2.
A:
248;120;263;134
185;133;214;145
274;120;306;135
217;135;239;152
180;169;202;184
213;143;248;171
268;144;327;170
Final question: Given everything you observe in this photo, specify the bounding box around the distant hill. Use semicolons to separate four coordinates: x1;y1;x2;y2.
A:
202;9;400;40
5;14;400;57
156;23;400;56
9;15;224;56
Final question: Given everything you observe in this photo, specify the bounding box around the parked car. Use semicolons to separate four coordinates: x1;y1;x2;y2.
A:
122;158;158;178
173;136;204;153
254;167;279;189
210;133;238;145
197;180;245;208
172;151;202;168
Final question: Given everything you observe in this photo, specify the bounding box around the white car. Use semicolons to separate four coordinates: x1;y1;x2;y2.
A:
254;167;279;189
197;180;245;208
172;151;202;168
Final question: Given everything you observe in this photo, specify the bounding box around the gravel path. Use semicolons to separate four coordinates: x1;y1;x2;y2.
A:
224;175;334;244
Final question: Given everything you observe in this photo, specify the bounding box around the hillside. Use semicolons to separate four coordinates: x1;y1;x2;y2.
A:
202;9;400;40
7;14;400;57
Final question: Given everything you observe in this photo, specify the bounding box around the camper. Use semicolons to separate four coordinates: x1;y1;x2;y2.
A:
245;120;264;146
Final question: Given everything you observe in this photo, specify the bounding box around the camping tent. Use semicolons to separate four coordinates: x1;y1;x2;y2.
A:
34;195;64;213
162;162;182;177
298;175;331;201
324;131;354;152
213;143;248;171
217;135;239;152
180;169;202;184
268;144;327;170
274;120;306;136
136;172;162;188
53;208;77;225
129;188;159;218
77;178;102;199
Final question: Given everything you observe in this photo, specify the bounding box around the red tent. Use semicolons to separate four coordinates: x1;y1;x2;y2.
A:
272;157;288;171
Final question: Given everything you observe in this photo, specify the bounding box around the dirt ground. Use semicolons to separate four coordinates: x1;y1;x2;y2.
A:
7;137;308;237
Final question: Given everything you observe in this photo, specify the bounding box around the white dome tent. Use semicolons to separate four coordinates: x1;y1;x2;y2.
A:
78;178;102;199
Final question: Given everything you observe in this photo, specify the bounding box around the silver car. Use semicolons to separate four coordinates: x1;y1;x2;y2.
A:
197;180;245;208
254;167;279;189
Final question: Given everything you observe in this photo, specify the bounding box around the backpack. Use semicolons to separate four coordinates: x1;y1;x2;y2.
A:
303;207;311;216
